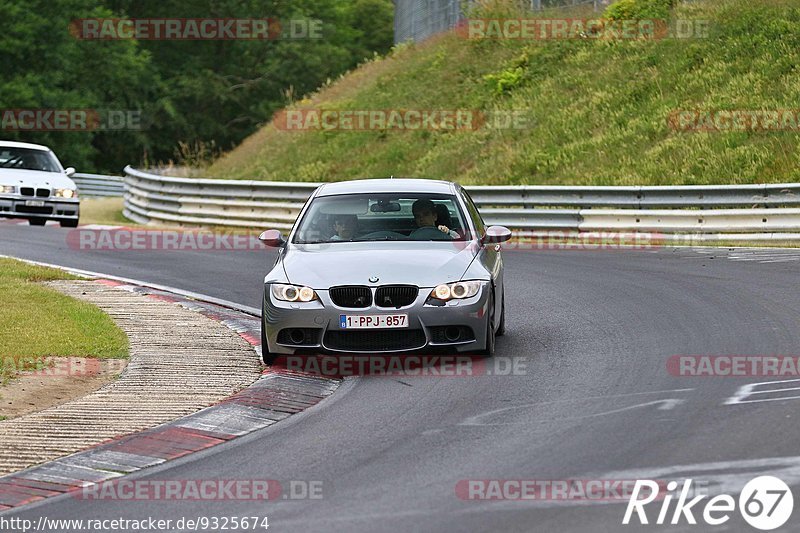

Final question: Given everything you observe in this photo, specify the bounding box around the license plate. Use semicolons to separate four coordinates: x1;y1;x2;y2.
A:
25;200;45;207
340;314;408;329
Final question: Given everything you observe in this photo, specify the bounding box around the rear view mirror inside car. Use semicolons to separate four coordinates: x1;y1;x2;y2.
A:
370;201;401;212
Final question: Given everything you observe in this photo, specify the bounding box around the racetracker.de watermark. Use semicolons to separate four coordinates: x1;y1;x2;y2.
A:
668;355;800;377
73;479;323;501
67;229;266;252
500;232;668;251
0;356;126;377
271;355;527;378
458;18;710;40
67;229;675;253
455;479;707;502
272;109;533;131
669;110;800;132
69;18;322;40
1;109;143;131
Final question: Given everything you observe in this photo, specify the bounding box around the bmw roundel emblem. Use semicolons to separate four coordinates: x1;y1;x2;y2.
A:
369;276;379;283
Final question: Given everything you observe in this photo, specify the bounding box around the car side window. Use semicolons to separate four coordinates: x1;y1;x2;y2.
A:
459;189;485;238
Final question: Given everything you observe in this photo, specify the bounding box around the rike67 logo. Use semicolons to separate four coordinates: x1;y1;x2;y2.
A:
624;476;794;530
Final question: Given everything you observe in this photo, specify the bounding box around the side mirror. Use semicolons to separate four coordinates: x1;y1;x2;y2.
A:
258;229;286;247
64;167;76;177
481;225;512;244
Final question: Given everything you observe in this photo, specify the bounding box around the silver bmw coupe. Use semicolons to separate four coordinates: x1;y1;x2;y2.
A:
258;178;511;364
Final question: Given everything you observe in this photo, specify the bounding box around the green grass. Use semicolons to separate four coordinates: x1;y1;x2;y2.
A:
0;258;129;383
78;197;261;231
80;197;133;226
207;0;800;186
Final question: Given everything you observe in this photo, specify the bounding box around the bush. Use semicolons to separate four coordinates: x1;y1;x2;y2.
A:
484;52;529;95
604;0;676;20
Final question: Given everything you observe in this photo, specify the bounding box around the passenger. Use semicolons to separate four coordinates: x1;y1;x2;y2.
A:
434;203;460;239
330;214;359;241
412;199;453;238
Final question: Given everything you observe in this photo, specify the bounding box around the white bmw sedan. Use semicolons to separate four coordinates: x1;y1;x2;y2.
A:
0;141;80;227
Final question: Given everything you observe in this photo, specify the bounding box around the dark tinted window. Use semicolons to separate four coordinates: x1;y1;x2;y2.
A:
0;147;60;172
459;188;485;237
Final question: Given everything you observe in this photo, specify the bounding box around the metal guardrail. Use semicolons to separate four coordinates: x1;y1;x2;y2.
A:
119;167;800;240
123;166;317;230
466;183;800;209
72;173;125;197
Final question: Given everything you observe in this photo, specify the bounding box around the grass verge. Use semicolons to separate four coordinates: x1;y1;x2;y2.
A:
77;197;265;233
208;0;800;186
79;197;132;226
0;258;129;384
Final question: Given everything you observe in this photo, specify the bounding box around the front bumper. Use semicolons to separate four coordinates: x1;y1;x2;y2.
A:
0;194;80;221
263;284;491;355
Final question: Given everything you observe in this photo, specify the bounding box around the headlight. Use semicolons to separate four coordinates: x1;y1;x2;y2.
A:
430;281;482;301
271;283;318;302
54;188;76;198
0;185;16;194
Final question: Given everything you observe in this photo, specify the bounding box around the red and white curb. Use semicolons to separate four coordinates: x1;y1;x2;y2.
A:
0;275;339;512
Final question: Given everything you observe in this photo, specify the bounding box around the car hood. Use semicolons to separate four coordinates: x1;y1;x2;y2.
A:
281;241;480;289
0;169;75;189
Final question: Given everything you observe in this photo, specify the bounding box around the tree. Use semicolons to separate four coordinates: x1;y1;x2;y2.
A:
0;0;395;172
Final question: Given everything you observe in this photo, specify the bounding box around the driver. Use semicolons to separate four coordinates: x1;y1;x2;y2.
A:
412;199;453;238
330;214;359;241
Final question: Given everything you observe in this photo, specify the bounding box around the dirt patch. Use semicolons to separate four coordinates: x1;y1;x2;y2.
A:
0;357;127;420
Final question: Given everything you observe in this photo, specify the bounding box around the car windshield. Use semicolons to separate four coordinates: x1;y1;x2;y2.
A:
293;193;469;244
0;147;61;172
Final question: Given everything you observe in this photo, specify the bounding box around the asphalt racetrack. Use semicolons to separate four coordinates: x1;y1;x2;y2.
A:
2;223;800;532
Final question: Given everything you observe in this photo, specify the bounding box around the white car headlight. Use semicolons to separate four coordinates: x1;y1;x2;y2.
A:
0;185;16;194
54;188;77;198
271;283;318;302
430;281;482;301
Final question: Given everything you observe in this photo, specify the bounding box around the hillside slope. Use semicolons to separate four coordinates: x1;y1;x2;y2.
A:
208;0;800;186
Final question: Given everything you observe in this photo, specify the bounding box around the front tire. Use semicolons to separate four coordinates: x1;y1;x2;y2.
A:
60;219;79;228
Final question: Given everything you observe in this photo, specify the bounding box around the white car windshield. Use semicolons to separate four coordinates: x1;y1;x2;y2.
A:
293;193;469;243
0;147;61;172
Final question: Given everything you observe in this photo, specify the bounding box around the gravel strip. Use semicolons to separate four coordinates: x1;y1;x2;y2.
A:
0;280;262;475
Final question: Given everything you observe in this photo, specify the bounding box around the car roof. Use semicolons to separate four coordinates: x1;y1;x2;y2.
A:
0;140;51;151
316;178;457;197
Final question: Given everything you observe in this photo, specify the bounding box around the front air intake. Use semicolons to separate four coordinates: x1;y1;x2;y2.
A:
330;286;372;308
375;285;418;308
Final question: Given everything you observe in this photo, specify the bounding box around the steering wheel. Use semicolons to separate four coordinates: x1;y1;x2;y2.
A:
408;227;453;240
358;230;407;241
